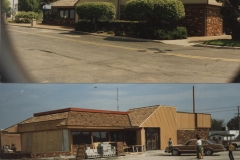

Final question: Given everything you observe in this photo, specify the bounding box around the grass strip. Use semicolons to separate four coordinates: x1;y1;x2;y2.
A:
203;39;240;47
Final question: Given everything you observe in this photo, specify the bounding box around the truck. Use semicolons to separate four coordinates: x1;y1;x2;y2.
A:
209;133;240;150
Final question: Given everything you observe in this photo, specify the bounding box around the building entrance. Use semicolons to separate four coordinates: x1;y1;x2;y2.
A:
145;128;160;150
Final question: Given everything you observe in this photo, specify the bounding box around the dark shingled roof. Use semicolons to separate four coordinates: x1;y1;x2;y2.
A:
51;0;79;7
4;106;162;132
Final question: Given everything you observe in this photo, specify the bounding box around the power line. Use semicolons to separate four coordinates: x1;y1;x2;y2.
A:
181;106;236;112
207;109;236;113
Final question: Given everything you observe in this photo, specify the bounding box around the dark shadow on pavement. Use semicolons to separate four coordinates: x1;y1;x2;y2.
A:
59;31;90;35
103;36;150;42
160;154;221;156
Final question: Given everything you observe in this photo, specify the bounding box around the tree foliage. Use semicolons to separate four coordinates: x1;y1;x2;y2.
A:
216;0;240;40
124;0;185;25
1;0;11;13
227;116;240;130
18;0;40;12
211;118;225;131
76;2;116;22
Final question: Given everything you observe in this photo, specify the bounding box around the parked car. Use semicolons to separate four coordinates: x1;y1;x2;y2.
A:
165;139;225;156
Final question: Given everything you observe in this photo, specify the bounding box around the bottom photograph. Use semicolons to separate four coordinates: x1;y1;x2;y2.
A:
0;84;240;160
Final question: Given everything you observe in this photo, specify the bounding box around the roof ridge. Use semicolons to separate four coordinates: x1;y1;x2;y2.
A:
128;105;159;111
34;107;129;117
139;105;160;127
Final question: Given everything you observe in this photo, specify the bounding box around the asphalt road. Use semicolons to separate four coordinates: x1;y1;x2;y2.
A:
104;150;240;160
6;25;240;83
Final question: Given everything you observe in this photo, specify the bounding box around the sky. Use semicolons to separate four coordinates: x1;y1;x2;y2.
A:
0;83;240;129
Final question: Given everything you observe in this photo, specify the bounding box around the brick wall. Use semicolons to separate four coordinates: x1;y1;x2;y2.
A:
182;5;222;36
177;129;209;144
182;5;206;36
206;7;223;36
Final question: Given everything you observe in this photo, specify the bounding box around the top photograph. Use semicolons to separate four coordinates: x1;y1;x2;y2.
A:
1;0;240;83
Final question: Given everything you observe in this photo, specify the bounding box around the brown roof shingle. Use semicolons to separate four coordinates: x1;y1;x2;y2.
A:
128;105;159;126
20;112;69;124
51;0;79;7
5;107;161;132
15;110;131;128
63;111;131;127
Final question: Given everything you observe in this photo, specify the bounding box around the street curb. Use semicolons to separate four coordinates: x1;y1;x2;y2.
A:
8;23;163;43
7;23;240;49
192;43;240;49
6;23;75;32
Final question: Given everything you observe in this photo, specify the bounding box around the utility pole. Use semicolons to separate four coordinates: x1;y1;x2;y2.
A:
193;86;197;136
193;86;195;113
117;88;119;111
238;106;240;135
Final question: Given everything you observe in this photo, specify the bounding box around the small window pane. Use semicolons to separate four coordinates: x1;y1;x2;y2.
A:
60;10;64;18
101;132;108;142
72;132;91;144
64;10;68;18
70;10;75;19
93;132;101;142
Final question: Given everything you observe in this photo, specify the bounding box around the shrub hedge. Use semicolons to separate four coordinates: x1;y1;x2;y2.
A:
76;2;116;22
15;11;42;23
75;20;187;39
75;0;187;39
124;0;185;25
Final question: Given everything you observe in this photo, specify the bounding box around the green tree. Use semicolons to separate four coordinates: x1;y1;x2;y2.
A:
216;0;240;40
211;118;225;131
124;0;185;25
227;116;240;130
76;2;116;22
1;0;11;13
18;0;40;12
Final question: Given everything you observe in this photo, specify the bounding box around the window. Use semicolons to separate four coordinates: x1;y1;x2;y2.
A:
60;10;69;18
202;140;207;145
125;131;136;145
70;10;75;19
72;132;91;144
93;132;108;142
188;140;197;145
110;131;124;142
59;9;74;19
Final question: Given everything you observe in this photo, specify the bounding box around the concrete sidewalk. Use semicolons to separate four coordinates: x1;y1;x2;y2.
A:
6;22;232;47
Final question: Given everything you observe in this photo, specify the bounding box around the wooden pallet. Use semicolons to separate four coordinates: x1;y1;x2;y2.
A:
75;145;86;160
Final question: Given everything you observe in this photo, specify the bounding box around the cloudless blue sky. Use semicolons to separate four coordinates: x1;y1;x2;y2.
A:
1;83;240;129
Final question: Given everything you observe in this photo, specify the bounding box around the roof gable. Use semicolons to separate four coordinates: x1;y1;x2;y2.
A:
128;105;159;126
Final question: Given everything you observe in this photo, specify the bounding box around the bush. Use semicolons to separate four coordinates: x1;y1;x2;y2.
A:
75;20;95;32
76;2;116;22
124;0;185;25
154;27;187;40
15;11;42;23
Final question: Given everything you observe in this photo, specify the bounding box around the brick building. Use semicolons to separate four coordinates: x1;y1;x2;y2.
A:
4;105;210;158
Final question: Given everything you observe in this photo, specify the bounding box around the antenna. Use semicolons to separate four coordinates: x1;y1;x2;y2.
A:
117;87;119;111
